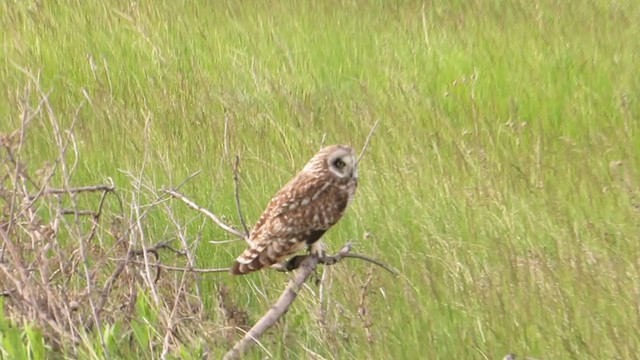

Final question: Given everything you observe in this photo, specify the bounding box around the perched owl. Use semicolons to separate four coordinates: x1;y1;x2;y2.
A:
230;144;358;275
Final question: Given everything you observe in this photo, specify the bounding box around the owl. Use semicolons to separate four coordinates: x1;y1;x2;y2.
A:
230;144;358;275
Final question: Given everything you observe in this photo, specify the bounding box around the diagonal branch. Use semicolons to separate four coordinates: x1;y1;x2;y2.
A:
223;254;321;360
164;189;249;243
223;242;394;359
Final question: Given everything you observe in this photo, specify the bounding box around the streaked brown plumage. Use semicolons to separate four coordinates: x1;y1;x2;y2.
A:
230;145;358;275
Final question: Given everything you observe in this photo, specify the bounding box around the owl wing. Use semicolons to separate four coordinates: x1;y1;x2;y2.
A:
229;173;348;275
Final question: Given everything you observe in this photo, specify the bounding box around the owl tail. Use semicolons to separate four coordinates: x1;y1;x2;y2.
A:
229;245;277;275
229;260;262;275
229;261;247;275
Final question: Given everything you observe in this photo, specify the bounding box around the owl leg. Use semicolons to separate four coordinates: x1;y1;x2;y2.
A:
268;255;308;272
309;241;324;259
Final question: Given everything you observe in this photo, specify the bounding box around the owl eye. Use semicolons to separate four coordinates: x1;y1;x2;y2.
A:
333;158;346;169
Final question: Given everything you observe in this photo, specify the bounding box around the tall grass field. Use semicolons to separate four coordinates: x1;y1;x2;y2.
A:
2;0;640;359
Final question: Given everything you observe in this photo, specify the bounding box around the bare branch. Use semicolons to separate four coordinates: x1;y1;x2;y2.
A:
223;254;320;360
174;170;202;191
233;155;250;237
164;189;249;243
42;184;115;195
341;253;397;275
208;239;244;245
277;243;397;275
128;261;230;274
225;241;385;359
357;270;374;343
224;241;395;358
357;119;380;164
61;209;96;216
129;240;186;257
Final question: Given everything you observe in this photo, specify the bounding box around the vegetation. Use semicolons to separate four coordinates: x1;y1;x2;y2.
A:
1;0;640;358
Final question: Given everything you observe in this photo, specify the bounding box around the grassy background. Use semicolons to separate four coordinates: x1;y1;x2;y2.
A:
2;0;640;358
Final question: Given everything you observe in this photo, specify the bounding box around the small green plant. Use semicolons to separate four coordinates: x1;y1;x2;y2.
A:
0;299;48;360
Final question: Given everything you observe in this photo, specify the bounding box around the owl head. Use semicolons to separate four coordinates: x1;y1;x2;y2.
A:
304;144;358;179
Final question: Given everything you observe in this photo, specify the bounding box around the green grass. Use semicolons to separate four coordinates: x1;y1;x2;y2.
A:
2;0;640;358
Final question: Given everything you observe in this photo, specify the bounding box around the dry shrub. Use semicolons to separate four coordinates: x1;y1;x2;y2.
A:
0;79;223;357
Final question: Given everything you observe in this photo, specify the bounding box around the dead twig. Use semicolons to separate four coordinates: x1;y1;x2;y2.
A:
357;119;380;164
127;261;230;273
129;240;186;258
61;209;96;216
37;184;115;197
273;245;397;275
233;155;250;237
164;189;249;243
341;253;397;275
174;170;202;191
84;187;112;246
357;270;374;343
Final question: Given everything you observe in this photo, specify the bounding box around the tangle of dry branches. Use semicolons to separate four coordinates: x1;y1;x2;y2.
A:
0;73;226;357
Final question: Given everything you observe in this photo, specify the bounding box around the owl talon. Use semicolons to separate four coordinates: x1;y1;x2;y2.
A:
309;242;325;259
284;255;306;271
269;263;288;272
